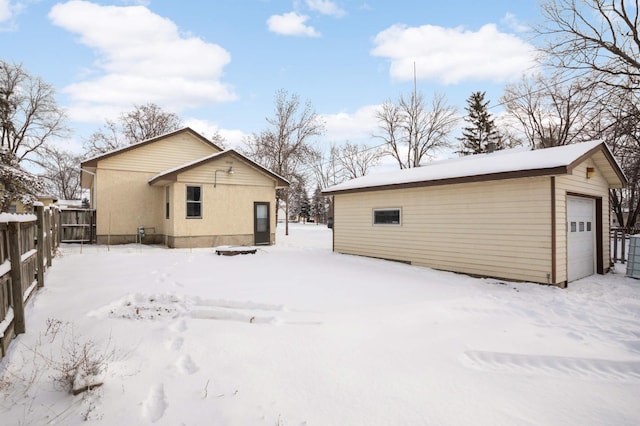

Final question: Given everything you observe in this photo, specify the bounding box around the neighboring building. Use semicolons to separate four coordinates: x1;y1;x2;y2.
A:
7;195;57;213
323;141;626;287
80;127;289;248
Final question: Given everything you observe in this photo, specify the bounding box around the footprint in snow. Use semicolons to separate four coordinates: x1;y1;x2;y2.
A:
166;336;183;351
176;354;199;375
142;383;167;423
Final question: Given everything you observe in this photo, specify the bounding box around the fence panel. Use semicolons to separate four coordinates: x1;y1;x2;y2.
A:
0;223;10;325
60;209;95;243
1;208;57;359
0;223;8;264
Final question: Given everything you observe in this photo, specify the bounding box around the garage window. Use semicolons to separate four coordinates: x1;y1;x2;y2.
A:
373;208;401;225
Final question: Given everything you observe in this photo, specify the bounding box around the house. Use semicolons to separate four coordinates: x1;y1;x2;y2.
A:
323;141;627;287
80;127;289;248
4;194;57;213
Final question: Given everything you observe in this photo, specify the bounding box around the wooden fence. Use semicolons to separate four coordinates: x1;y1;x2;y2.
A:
610;227;640;264
0;206;60;360
60;209;95;243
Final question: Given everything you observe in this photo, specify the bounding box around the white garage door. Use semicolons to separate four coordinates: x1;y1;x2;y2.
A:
567;196;596;282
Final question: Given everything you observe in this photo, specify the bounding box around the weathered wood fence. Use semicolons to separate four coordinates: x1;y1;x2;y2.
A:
0;206;60;360
60;209;95;243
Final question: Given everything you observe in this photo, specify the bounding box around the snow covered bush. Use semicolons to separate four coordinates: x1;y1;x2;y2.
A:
47;323;113;395
0;147;45;212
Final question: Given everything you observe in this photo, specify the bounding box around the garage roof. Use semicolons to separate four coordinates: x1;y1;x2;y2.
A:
323;141;626;195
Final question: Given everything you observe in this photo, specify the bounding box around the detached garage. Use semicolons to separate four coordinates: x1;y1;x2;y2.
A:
323;141;627;287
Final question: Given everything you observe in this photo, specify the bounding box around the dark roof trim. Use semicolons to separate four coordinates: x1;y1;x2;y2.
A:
323;166;569;195
567;143;628;186
81;127;223;168
148;149;290;188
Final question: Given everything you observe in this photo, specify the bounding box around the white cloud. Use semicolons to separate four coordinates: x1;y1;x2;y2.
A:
267;11;320;37
0;0;11;22
501;13;530;33
48;1;235;122
183;118;248;150
371;23;538;85
321;104;380;143
305;0;346;17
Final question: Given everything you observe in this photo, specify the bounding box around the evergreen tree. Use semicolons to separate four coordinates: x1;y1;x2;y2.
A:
310;185;327;223
289;180;311;222
457;91;501;155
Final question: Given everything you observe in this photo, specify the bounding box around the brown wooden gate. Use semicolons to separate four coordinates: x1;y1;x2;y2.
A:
60;209;96;243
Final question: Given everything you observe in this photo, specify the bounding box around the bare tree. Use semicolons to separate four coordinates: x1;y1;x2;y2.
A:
537;0;640;89
501;73;601;148
310;142;342;190
598;87;640;228
33;144;82;200
375;92;458;169
243;89;325;234
83;103;181;157
0;61;68;163
210;131;226;149
338;141;384;179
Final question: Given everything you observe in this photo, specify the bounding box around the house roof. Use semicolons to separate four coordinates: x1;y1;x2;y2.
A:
148;149;290;188
323;140;627;195
80;127;223;168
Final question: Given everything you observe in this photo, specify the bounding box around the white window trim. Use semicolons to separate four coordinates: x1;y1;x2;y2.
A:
373;207;402;226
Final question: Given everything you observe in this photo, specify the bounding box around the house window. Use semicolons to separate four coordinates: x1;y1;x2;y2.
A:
373;208;401;225
186;185;202;218
165;186;170;219
8;204;17;214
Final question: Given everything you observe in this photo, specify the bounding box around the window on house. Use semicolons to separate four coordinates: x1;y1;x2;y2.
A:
373;208;401;225
165;186;170;219
186;185;202;218
8;204;17;214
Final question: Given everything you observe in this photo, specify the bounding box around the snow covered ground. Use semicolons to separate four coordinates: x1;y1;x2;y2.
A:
1;223;639;425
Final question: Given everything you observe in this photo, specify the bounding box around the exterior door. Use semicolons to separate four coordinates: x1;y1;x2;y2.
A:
254;202;270;245
567;196;596;282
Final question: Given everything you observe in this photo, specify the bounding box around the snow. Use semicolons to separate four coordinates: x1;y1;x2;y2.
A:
0;308;13;335
0;260;9;277
325;140;609;193
0;213;37;223
1;223;639;425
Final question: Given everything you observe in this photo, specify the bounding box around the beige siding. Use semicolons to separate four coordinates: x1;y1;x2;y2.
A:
92;132;280;247
334;176;554;284
178;157;276;188
95;169;165;240
171;182;276;243
555;158;611;282
99;132;220;173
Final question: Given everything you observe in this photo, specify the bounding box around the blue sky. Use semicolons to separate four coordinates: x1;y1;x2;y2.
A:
1;0;542;153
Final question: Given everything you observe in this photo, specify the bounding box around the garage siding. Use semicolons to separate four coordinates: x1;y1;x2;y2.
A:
333;176;554;284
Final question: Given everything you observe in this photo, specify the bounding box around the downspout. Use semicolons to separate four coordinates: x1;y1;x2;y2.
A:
80;168;97;209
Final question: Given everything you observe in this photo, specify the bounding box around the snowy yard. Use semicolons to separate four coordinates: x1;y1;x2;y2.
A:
1;223;640;425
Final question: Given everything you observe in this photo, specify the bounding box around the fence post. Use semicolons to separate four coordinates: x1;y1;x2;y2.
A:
36;206;45;288
8;222;26;335
45;209;52;267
